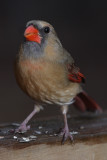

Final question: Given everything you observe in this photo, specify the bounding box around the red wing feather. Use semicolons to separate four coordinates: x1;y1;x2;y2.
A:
67;64;85;83
68;72;85;83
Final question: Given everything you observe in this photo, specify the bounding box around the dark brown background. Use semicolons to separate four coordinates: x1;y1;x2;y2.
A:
0;0;107;122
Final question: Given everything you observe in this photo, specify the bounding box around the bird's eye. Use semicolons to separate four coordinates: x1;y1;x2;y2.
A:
44;27;50;33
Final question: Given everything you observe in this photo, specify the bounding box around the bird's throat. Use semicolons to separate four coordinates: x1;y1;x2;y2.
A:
22;41;43;59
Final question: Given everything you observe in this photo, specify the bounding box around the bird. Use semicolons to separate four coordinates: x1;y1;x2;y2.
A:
15;20;102;143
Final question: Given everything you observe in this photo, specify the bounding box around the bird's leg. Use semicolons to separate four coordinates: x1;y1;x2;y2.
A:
15;105;43;133
60;105;73;144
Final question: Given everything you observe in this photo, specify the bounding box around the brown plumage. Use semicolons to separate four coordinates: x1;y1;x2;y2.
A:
15;20;102;143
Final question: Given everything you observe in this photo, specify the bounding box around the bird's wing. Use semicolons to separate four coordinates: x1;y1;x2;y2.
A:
67;63;85;83
63;48;85;83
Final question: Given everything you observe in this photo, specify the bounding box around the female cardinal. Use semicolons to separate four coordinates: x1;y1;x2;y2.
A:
15;20;102;143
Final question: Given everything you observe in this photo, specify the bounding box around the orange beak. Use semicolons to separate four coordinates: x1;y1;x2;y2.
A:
24;25;41;44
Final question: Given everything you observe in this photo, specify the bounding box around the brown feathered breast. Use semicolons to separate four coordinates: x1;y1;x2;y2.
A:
15;56;81;105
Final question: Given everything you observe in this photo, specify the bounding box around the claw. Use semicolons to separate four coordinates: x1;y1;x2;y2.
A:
60;107;74;144
60;128;73;144
15;105;42;133
15;124;30;133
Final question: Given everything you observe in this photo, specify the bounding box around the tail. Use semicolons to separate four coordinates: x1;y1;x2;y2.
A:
74;91;102;113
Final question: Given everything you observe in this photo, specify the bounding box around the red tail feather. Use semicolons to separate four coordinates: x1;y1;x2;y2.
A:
74;91;102;113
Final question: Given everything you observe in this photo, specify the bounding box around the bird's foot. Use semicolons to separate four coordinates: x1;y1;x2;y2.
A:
15;124;30;133
60;127;73;144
